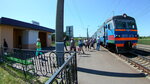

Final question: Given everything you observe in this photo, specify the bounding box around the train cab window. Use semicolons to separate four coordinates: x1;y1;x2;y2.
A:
127;22;136;29
116;21;126;28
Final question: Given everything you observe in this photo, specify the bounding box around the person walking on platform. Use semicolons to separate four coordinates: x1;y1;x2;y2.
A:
78;39;85;54
36;38;43;56
90;38;95;50
87;39;90;51
93;38;96;49
96;36;101;51
70;38;76;51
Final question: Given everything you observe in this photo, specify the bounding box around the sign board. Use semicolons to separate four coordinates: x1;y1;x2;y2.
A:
32;20;40;26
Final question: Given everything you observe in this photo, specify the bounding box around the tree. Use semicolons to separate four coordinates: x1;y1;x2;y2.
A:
51;33;55;42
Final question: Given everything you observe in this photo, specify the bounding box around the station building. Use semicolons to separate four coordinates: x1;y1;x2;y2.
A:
0;17;55;49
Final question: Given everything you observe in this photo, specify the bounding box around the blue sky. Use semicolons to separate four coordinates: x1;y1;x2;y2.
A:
0;0;150;37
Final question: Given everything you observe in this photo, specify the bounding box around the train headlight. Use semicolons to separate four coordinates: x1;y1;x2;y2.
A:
134;35;139;37
115;35;121;38
123;13;127;18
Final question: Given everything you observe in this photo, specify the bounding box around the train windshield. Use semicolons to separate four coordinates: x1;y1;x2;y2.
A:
115;20;136;29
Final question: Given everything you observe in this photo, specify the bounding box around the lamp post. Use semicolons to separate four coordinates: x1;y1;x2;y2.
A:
56;0;64;66
87;25;89;39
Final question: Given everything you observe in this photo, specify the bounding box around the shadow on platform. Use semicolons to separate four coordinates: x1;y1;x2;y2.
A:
78;67;146;78
42;47;55;50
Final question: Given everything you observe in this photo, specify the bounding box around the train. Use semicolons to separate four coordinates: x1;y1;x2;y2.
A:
93;14;138;53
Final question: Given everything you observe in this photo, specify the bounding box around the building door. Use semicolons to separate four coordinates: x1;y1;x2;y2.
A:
39;32;47;47
13;29;23;48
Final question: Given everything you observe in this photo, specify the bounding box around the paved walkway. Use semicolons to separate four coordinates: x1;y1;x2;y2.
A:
77;47;150;84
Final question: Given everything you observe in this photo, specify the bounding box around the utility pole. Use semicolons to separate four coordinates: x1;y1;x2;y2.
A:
87;28;89;39
56;0;64;66
113;11;115;16
69;27;71;40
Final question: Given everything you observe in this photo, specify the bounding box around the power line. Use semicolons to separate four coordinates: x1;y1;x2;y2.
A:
135;5;150;19
102;0;119;23
70;0;85;30
65;0;76;23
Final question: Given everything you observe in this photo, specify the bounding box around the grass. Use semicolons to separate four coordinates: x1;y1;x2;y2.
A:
0;63;49;84
138;37;150;45
0;63;27;84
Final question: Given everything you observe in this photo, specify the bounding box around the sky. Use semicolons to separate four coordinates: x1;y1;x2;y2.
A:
0;0;150;37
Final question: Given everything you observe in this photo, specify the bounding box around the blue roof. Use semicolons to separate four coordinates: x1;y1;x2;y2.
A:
0;17;55;33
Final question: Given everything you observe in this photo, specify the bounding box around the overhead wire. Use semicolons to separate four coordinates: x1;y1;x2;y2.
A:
70;0;85;30
70;0;90;37
113;0;121;15
129;0;150;19
65;0;75;24
93;0;117;37
65;0;86;37
135;5;150;19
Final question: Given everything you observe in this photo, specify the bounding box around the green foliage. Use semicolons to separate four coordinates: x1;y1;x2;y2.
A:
138;37;150;45
74;37;79;41
51;33;55;41
139;36;150;39
138;39;150;45
66;41;70;46
66;37;79;46
51;41;56;46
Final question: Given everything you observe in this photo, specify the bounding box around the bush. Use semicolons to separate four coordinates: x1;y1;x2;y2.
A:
138;39;150;45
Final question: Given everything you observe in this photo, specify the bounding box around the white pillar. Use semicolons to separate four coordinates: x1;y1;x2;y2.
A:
22;30;39;49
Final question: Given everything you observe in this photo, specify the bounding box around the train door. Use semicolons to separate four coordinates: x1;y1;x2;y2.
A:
104;24;107;46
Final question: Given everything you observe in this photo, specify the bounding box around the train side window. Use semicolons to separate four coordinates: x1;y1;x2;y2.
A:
105;25;107;29
108;23;113;29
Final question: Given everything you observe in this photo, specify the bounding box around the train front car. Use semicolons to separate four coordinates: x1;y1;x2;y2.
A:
113;14;138;53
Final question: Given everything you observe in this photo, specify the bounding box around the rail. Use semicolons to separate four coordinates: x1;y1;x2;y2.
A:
45;52;78;84
118;51;150;76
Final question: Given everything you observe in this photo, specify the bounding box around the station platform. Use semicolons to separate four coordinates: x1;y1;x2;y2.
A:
77;47;150;84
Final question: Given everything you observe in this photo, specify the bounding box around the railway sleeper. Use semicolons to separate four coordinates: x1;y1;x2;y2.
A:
120;55;150;76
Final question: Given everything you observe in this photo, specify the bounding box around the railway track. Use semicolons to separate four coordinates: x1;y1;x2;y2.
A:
116;49;150;76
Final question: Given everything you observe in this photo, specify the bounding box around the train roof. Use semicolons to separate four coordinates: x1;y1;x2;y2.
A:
105;14;135;23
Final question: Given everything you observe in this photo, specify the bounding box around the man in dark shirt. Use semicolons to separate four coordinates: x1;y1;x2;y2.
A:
3;39;8;52
70;38;76;51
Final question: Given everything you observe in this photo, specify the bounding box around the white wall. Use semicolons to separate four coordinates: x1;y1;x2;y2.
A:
22;30;39;44
28;30;39;44
22;30;29;44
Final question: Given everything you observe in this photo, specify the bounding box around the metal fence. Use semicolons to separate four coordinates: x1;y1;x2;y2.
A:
0;47;75;79
45;52;78;84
